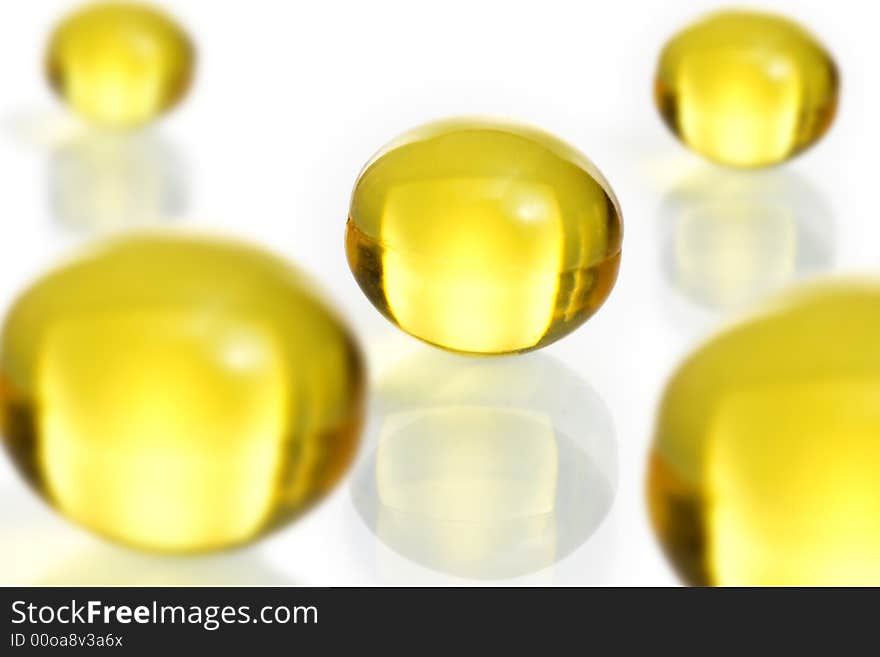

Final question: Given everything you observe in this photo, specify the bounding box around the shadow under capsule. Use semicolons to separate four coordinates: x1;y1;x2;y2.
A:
48;126;188;234
350;349;617;582
659;167;834;311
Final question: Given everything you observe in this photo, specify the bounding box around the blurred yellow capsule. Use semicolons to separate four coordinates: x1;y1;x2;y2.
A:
649;280;880;585
46;2;195;127
655;10;838;167
1;234;364;552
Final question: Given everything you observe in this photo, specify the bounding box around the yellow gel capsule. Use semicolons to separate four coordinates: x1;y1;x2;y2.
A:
649;280;880;585
0;234;364;552
655;10;838;167
46;2;195;128
346;118;623;355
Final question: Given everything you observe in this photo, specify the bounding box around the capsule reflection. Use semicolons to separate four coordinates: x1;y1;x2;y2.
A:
660;168;832;309
351;350;616;580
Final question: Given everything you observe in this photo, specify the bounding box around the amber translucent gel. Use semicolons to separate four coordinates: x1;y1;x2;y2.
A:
0;234;364;552
347;118;622;354
650;281;880;585
655;10;838;167
46;2;195;127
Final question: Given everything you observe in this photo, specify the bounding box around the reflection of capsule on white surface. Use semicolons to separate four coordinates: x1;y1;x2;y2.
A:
49;128;188;233
660;168;833;309
350;349;617;581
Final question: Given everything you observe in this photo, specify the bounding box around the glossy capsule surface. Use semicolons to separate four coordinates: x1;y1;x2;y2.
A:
46;2;194;127
347;118;622;355
0;235;364;552
655;10;838;167
649;281;880;585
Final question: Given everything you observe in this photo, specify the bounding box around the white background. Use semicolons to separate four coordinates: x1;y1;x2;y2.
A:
0;0;873;586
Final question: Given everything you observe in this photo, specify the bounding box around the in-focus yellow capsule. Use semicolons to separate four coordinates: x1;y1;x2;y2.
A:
649;280;880;585
346;118;623;355
0;234;364;552
655;10;838;167
46;2;195;128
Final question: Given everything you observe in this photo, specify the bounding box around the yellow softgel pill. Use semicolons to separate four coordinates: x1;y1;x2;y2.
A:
0;234;364;552
346;118;623;355
655;10;838;167
46;2;195;127
649;280;880;585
